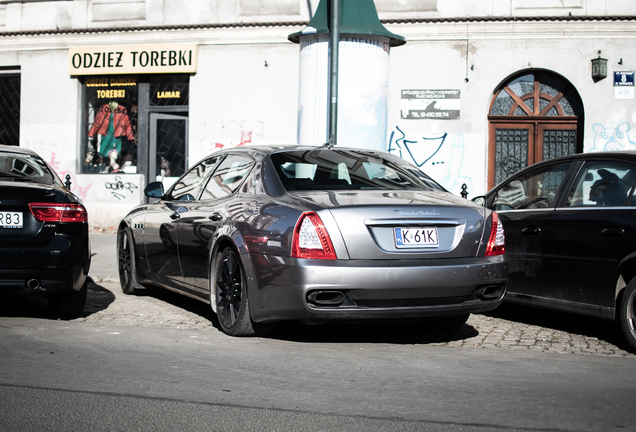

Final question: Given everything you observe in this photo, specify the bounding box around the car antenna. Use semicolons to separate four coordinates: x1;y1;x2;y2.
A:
323;139;334;149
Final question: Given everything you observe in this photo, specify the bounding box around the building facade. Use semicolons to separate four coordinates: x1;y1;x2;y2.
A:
0;0;634;229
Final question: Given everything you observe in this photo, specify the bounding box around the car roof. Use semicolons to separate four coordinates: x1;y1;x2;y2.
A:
546;150;636;162
0;144;39;157
214;144;392;156
487;150;636;193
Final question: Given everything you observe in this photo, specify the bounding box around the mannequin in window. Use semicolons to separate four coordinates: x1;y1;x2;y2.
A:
88;101;135;171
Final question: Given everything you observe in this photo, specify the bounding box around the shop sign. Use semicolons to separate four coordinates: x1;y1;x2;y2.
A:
401;90;460;120
69;44;197;75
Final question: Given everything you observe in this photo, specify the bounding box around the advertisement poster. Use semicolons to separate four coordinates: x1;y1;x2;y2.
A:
401;89;460;120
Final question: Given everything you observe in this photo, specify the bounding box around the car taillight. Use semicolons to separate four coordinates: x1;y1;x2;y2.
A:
292;212;336;260
485;211;505;256
29;203;88;223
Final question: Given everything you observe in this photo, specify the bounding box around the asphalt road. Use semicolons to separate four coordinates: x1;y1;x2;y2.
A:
1;233;635;431
1;314;636;432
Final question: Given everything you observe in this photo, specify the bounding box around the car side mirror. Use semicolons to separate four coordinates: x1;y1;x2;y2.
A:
472;196;486;207
144;181;165;199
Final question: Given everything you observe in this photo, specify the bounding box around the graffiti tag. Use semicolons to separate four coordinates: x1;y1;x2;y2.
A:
105;176;138;200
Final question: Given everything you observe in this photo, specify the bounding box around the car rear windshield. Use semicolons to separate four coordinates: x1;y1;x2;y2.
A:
0;152;58;184
271;149;444;192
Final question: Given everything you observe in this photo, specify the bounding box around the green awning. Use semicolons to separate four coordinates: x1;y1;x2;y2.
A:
288;0;406;47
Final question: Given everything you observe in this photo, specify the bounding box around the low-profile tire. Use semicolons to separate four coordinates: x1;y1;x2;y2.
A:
118;226;138;295
48;279;87;318
618;278;636;352
213;248;273;337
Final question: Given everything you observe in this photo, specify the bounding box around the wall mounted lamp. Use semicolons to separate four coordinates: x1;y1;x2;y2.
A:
591;51;607;82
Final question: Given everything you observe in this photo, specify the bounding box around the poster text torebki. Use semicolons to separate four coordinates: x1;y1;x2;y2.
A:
68;44;198;75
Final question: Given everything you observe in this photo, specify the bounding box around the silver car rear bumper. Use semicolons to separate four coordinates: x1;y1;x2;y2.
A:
245;254;507;323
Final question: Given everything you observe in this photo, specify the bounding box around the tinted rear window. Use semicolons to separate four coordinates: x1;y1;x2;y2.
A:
0;152;58;185
271;149;443;192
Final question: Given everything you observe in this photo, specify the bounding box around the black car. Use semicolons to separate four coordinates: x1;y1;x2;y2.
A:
0;145;90;317
474;151;636;350
118;145;507;336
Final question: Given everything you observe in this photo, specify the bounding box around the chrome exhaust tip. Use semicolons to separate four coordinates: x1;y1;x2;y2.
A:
476;285;504;300
26;278;42;290
307;290;345;306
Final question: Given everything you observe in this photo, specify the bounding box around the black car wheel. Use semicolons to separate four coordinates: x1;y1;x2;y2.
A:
619;279;636;352
214;248;256;336
118;226;138;295
48;279;87;318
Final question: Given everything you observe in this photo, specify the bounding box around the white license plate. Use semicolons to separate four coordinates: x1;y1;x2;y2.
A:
394;227;439;248
0;211;23;229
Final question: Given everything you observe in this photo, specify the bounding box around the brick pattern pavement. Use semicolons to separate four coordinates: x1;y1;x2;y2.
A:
75;281;635;358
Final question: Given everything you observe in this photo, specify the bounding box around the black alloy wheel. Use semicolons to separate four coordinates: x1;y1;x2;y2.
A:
118;226;137;295
619;278;636;352
215;248;256;336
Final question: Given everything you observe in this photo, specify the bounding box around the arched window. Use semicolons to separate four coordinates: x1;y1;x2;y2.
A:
488;71;584;188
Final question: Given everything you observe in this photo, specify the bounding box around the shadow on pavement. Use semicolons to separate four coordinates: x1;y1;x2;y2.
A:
0;278;116;320
133;284;220;326
82;280;116;317
119;284;480;344
270;320;479;345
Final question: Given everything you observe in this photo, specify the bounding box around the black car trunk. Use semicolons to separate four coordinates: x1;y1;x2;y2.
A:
0;181;67;245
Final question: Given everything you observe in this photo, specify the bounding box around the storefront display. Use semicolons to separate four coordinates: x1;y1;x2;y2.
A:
83;76;138;174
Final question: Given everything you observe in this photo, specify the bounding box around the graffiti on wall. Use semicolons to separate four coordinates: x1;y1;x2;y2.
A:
388;126;473;195
590;122;636;152
388;126;447;167
199;120;264;154
105;176;139;200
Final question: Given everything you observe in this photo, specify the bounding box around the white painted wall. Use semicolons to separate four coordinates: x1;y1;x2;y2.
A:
0;0;634;227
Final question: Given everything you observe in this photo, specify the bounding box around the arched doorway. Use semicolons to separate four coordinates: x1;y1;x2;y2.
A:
487;70;584;188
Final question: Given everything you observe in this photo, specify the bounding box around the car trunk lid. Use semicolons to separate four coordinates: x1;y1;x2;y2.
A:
0;181;68;245
292;190;487;260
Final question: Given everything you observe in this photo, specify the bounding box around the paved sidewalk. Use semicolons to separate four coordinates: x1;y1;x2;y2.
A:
89;232;119;283
84;232;635;357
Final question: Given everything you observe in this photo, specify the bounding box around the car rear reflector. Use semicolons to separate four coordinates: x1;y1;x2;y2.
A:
29;203;88;223
292;212;336;260
485;211;505;256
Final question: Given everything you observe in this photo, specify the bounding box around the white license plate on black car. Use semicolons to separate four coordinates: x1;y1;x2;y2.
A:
0;211;23;229
394;227;439;248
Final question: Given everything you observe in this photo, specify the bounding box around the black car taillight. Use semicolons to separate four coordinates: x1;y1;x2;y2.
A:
29;203;88;223
485;212;505;256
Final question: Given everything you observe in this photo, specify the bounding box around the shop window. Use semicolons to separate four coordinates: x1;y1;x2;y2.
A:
83;76;138;174
0;72;21;146
150;74;189;107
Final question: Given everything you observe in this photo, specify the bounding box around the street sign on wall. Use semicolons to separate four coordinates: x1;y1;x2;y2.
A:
614;71;634;99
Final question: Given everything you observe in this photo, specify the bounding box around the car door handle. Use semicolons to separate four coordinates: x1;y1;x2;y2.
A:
601;227;625;237
521;227;541;236
209;213;223;222
170;211;181;220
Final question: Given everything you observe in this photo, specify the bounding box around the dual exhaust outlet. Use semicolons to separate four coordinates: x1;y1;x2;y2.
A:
307;285;505;308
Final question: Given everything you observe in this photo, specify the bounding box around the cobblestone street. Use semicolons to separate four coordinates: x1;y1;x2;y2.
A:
73;278;635;358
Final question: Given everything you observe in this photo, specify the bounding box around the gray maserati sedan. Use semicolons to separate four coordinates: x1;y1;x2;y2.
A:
118;146;507;336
